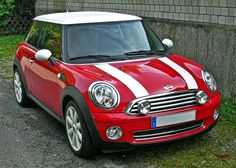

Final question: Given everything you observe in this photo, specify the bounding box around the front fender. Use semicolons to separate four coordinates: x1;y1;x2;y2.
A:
61;86;105;148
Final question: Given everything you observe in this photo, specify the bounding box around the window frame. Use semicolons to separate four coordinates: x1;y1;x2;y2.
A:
24;21;65;62
63;20;167;64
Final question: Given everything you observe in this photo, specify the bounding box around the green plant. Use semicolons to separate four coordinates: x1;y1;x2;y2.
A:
0;0;15;27
0;35;24;58
0;35;24;78
221;99;236;124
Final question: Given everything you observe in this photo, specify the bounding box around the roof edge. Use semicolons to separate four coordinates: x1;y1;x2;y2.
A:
34;11;142;25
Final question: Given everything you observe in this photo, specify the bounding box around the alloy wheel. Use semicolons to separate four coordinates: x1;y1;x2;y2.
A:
66;106;83;151
14;71;22;103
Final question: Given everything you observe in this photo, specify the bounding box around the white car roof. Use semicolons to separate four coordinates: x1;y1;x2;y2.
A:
34;11;142;25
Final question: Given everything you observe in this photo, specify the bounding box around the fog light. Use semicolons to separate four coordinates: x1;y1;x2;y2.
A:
196;91;209;105
138;100;151;115
213;109;220;120
106;126;123;140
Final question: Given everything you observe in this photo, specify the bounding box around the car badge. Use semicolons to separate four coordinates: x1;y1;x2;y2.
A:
163;85;173;90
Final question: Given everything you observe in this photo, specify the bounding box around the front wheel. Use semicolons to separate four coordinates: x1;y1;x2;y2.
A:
65;100;97;157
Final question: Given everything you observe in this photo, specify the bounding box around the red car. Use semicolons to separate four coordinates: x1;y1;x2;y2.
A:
13;12;220;157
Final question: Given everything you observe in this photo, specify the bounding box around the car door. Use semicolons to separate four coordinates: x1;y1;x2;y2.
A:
25;21;64;115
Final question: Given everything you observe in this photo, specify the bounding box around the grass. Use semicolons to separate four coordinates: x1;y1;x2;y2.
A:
0;35;24;58
0;35;235;167
134;100;236;168
221;100;236;123
0;35;24;78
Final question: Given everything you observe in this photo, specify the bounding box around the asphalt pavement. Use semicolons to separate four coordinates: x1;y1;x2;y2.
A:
0;78;148;168
2;77;231;168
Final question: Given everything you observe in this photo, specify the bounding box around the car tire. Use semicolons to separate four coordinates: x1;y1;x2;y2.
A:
65;100;98;157
13;68;31;107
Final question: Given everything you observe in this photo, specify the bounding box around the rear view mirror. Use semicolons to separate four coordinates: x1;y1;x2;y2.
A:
162;39;173;49
35;49;55;66
35;49;52;61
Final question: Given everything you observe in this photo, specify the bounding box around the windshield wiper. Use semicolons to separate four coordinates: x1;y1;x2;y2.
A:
124;50;166;56
69;55;127;61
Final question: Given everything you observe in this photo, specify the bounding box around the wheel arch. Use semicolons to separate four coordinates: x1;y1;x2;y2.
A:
61;86;134;152
13;64;17;71
61;86;103;148
13;58;28;92
62;95;74;117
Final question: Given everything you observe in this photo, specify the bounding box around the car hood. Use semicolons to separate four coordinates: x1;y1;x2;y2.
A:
68;54;204;112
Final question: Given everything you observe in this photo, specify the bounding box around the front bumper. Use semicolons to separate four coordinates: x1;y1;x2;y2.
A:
91;94;220;151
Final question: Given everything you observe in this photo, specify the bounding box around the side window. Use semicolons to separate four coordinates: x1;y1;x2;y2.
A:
38;22;62;60
25;21;62;60
25;22;40;47
143;23;165;52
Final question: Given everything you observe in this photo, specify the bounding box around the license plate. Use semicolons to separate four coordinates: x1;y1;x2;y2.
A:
151;110;196;128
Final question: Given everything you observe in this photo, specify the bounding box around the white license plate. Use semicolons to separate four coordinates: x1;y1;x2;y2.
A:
151;110;196;128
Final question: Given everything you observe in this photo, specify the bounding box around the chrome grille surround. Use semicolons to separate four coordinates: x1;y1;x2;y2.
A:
125;90;199;115
133;120;204;141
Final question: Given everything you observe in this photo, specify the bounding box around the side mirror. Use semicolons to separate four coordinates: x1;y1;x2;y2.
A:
162;39;173;49
35;49;56;66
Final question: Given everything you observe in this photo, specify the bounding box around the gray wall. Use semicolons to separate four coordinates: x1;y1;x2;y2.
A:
146;18;236;98
36;0;236;26
35;0;236;99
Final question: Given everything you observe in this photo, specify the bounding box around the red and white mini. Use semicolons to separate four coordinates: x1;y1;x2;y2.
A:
13;12;220;157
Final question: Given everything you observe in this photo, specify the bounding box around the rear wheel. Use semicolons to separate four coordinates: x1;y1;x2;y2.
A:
13;69;31;107
65;100;97;157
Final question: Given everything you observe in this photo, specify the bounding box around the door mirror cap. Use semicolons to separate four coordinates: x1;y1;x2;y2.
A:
35;49;52;62
162;39;173;49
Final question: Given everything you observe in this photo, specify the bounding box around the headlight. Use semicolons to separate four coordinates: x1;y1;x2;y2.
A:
196;91;209;104
202;70;217;92
89;82;120;110
138;100;151;115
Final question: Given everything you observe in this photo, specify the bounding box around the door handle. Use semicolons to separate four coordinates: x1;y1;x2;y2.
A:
57;73;66;82
29;58;34;63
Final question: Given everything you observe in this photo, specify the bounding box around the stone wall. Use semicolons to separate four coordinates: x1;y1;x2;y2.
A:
36;0;236;26
35;0;236;99
146;18;236;98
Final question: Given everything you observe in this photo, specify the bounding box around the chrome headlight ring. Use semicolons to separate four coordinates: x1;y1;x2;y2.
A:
196;90;209;104
202;70;217;93
88;81;120;110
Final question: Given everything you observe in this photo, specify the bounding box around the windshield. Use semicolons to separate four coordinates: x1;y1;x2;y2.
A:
66;21;166;63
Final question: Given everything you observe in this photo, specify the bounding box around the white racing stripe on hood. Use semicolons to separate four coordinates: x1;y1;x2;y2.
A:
95;64;149;98
159;57;198;89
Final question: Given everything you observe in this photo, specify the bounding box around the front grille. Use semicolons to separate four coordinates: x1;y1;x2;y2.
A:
126;90;199;115
133;120;204;140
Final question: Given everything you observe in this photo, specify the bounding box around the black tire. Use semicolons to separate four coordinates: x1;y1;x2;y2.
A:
13;68;31;107
65;100;98;157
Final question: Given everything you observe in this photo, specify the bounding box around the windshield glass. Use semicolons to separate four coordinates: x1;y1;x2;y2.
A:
66;21;166;62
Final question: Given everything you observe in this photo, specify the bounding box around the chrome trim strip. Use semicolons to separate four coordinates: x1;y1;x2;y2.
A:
130;104;197;113
133;122;204;140
148;93;196;103
150;100;196;110
132;95;196;108
134;122;202;138
151;96;196;106
125;90;198;115
148;104;197;113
